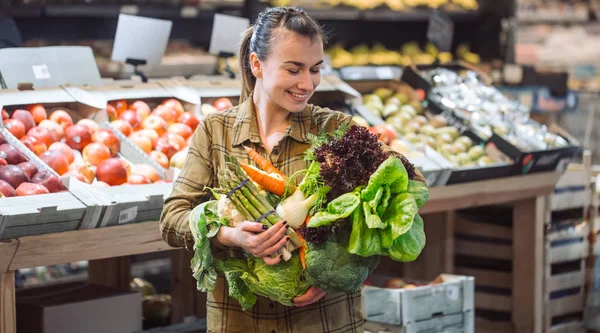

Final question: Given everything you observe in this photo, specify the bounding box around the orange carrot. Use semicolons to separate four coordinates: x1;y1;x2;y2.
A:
244;146;287;179
240;162;287;196
297;228;307;269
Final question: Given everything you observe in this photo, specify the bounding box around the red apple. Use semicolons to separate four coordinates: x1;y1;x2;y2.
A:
137;129;159;148
110;100;128;115
77;119;99;135
130;101;151;120
0;165;30;189
27;126;57;148
168;123;193;140
159;133;185;151
0;144;28;165
29;104;47;124
49;110;73;130
128;174;152;185
213;98;233;111
75;163;96;184
111;120;133;137
17;162;38;179
92;181;110;188
161;99;185;117
149;150;169;169
132;164;161;183
65;124;93;151
129;132;153;153
39;150;69;175
16;182;49;196
151;106;177;125
169;149;188;169
0;158;6;166
31;170;64;193
12;109;36;132
48;142;75;165
122;159;132;176
96;158;128;186
155;141;178;160
177;112;200;132
92;129;120;157
142;115;167;136
0;179;16;197
1;109;8;121
119;110;142;130
63;170;88;184
5;119;26;139
106;104;118;121
20;136;47;156
82;142;111;166
38;119;65;141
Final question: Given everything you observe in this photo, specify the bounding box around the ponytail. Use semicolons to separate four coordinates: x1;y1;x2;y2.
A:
237;7;327;104
239;27;255;104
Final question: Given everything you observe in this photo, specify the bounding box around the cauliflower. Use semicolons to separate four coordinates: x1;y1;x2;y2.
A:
218;196;246;227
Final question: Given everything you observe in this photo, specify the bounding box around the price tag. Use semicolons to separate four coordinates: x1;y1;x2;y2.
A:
180;6;199;18
120;5;139;15
375;67;394;80
504;64;524;84
118;206;138;224
427;10;454;53
32;64;51;80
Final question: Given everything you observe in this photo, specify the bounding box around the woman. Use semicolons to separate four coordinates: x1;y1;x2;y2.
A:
160;6;426;333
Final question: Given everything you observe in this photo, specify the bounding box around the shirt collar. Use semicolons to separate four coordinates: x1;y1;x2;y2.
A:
232;96;313;147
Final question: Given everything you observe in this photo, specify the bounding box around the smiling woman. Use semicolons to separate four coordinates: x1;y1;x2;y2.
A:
159;6;425;333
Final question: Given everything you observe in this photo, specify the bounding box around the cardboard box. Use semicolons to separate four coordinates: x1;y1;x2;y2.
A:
17;282;142;333
0;85;172;229
0;123;88;239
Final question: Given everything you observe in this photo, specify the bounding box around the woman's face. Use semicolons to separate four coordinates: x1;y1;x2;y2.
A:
253;29;324;113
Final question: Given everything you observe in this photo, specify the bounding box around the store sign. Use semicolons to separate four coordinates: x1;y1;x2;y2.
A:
427;10;454;53
112;14;172;66
209;14;250;56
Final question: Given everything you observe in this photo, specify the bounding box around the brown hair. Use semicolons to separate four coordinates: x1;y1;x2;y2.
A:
238;6;327;103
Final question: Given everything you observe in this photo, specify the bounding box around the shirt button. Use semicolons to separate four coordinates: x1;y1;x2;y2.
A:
269;302;275;308
272;148;279;155
271;330;277;333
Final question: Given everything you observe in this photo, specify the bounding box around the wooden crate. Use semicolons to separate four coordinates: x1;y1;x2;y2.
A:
362;274;474;327
454;208;589;333
551;163;592;212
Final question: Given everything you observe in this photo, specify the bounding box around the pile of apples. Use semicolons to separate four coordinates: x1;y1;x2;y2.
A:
107;98;202;170
2;105;164;187
0;131;65;197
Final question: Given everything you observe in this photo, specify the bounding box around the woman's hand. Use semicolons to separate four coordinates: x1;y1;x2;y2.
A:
217;220;290;265
293;287;327;307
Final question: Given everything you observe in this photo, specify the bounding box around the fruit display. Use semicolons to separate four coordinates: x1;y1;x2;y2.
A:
359;86;509;168
107;98;202;170
2;104;165;186
328;42;481;68
0;131;67;197
270;0;478;11
425;68;572;151
199;97;235;118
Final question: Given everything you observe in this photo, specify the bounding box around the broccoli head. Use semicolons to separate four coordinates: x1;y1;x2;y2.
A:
304;240;380;293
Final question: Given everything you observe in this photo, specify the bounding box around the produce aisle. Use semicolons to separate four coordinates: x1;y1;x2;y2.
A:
1;171;561;333
1;0;598;332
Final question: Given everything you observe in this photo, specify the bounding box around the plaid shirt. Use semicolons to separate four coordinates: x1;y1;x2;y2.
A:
160;96;426;333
